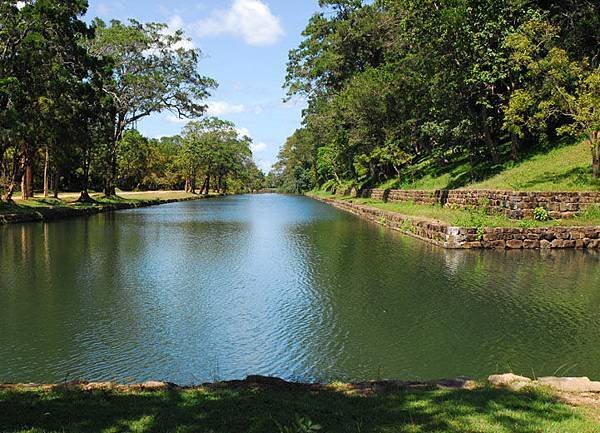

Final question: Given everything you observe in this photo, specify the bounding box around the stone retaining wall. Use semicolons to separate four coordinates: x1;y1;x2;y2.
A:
316;196;600;250
359;188;600;219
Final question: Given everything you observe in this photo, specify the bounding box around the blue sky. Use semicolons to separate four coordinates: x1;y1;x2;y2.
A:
85;0;320;172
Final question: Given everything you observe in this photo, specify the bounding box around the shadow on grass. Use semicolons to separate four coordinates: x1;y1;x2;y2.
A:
515;167;597;190
0;385;593;433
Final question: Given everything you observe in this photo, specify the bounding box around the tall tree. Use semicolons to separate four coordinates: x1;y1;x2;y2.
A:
88;19;216;196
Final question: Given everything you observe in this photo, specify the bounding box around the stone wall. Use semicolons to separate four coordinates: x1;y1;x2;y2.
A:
359;188;600;219
315;196;600;250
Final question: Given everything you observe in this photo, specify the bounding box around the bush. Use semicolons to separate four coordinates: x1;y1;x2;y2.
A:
533;207;550;221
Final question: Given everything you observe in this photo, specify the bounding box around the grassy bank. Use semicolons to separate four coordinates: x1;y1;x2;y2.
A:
0;191;208;225
387;140;600;192
309;191;600;228
1;380;598;433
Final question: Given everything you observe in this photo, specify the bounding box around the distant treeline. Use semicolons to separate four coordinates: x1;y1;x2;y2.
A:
270;0;599;193
0;1;263;201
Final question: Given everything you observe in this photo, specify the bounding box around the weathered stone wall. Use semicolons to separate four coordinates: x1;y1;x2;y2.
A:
360;188;600;219
450;226;600;249
320;197;452;247
315;196;600;250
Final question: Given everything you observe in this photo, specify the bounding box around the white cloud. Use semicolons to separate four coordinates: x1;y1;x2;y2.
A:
254;157;274;172
166;15;196;50
206;101;245;116
251;142;268;153
236;127;252;138
195;0;284;46
235;127;267;153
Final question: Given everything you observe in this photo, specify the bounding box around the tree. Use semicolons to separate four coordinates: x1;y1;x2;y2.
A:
180;118;253;195
504;18;600;177
0;0;95;200
278;0;600;189
88;19;216;196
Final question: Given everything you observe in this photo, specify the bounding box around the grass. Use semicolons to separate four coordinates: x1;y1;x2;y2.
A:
310;192;600;228
0;191;203;218
384;140;600;192
470;141;599;191
0;382;598;433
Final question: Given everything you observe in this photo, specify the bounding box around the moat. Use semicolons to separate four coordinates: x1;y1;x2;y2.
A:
1;194;599;384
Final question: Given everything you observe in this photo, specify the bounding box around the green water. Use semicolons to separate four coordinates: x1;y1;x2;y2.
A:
1;194;599;384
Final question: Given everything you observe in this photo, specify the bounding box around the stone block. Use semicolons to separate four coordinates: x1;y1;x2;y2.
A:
524;240;540;249
506;240;523;249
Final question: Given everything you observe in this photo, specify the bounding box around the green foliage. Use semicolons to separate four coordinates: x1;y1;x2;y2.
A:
0;3;266;201
277;416;322;433
179;118;255;194
275;1;600;189
581;204;600;220
533;207;550;222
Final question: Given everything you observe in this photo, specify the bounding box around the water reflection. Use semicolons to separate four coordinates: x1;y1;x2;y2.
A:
0;194;599;384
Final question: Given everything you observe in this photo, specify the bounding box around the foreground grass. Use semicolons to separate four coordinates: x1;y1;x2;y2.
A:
386;140;600;192
0;383;598;433
310;192;600;228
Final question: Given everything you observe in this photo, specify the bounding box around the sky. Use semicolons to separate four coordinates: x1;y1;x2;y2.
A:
85;0;320;172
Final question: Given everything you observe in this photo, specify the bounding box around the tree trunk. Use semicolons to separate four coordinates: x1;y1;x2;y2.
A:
199;176;208;195
104;144;117;196
43;146;50;198
592;135;600;179
21;155;34;200
204;175;210;196
52;169;59;199
481;106;500;165
510;133;520;162
3;152;20;201
105;117;124;197
78;146;94;203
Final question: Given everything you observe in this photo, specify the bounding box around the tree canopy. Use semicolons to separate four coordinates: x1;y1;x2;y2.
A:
0;0;263;201
273;0;600;192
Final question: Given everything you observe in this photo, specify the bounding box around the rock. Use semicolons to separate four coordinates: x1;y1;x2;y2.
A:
140;381;170;390
506;240;524;249
537;377;600;392
523;240;540;249
488;373;532;388
83;382;115;390
436;377;477;389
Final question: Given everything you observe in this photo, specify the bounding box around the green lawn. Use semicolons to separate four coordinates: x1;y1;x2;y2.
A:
386;140;599;192
0;383;598;433
310;192;600;228
0;191;203;218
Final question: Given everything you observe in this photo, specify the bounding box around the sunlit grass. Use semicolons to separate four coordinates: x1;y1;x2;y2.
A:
0;383;598;433
0;191;206;221
380;140;600;192
311;193;600;228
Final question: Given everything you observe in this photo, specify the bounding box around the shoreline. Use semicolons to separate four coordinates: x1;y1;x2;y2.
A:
0;192;219;226
2;373;599;431
2;373;599;394
311;194;600;250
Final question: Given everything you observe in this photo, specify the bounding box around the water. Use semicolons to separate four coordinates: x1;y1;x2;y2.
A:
1;194;599;384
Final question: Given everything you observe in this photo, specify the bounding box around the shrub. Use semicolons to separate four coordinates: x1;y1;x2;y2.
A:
533;207;550;221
